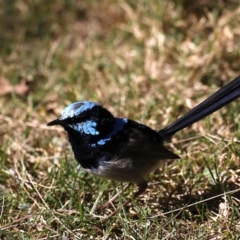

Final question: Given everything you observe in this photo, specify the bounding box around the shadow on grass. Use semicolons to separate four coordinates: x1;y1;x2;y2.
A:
154;180;240;221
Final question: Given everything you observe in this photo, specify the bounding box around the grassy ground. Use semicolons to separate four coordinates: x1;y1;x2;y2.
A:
1;0;240;239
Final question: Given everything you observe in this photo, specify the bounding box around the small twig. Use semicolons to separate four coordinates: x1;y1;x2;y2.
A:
0;195;4;220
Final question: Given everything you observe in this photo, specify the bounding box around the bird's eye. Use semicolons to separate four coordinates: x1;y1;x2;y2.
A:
71;117;78;124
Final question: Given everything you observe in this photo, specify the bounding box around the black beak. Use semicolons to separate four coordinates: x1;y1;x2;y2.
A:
47;118;62;126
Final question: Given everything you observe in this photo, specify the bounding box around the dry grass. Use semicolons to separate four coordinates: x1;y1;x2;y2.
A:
1;0;240;239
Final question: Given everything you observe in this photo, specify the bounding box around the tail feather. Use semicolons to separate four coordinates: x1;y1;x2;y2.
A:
159;76;240;139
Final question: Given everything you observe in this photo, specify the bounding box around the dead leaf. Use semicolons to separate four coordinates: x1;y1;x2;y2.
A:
0;78;12;95
14;80;29;95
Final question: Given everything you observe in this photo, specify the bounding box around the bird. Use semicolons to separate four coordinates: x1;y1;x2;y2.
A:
47;76;240;199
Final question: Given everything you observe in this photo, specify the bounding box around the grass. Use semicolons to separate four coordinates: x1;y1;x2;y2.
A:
1;0;240;239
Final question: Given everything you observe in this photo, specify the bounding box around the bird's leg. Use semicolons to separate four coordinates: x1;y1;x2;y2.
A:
98;181;148;219
98;181;147;211
134;182;148;198
97;183;131;210
114;181;147;211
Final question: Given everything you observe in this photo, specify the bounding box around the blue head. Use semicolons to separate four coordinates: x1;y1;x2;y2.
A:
47;101;114;132
47;101;128;168
48;100;130;147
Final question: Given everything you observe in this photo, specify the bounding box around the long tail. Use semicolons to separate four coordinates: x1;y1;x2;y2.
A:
158;75;240;139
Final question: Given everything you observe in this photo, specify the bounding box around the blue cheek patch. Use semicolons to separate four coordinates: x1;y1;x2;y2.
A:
69;118;127;147
97;139;107;145
97;118;128;145
60;101;99;120
72;120;99;135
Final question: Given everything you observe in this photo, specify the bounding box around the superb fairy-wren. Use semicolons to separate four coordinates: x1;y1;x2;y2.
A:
47;76;240;197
